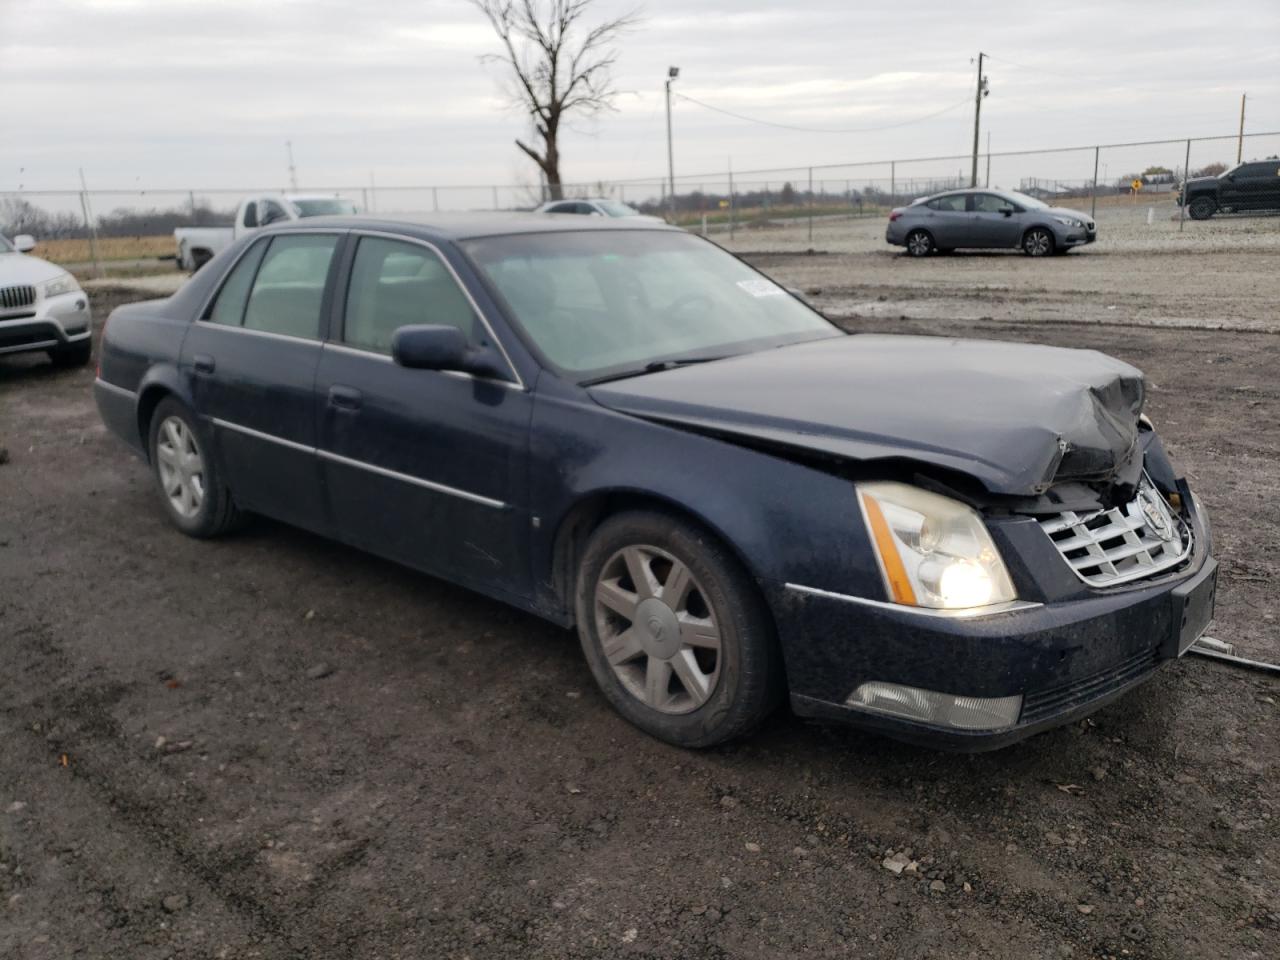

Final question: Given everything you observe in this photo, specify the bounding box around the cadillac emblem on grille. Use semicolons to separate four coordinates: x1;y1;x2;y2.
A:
1139;485;1175;542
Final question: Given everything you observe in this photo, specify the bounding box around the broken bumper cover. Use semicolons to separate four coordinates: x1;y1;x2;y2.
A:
767;500;1213;751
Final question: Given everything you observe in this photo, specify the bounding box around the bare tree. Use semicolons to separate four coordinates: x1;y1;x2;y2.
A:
470;0;640;200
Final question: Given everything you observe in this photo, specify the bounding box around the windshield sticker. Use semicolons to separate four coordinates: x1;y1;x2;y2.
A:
736;278;786;298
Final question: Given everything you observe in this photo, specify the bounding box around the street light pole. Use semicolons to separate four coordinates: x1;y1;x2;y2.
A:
1237;93;1247;164
970;52;987;188
665;66;679;222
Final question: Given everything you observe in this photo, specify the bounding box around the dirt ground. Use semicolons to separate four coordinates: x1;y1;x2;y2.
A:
1;243;1277;959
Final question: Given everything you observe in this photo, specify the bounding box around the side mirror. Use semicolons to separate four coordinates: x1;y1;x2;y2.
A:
391;324;508;380
13;234;36;252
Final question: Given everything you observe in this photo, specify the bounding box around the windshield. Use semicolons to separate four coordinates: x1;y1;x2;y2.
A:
0;235;12;253
464;230;839;382
1000;190;1049;210
291;198;358;217
596;199;641;217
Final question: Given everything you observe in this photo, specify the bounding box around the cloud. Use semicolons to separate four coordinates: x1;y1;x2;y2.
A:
1;0;1278;193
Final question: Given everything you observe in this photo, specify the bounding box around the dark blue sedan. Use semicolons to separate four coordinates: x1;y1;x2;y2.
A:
94;215;1216;749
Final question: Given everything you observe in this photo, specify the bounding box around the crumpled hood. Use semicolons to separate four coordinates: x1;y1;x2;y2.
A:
0;252;67;286
590;335;1145;496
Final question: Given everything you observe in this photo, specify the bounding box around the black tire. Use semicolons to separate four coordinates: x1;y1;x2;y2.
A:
905;230;934;257
574;510;782;748
1022;227;1055;257
147;397;242;538
1188;196;1216;220
190;249;212;273
48;339;91;368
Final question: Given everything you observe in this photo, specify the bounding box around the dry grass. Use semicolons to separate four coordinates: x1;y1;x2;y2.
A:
32;235;173;264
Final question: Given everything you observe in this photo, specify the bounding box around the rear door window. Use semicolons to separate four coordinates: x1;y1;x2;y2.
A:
242;234;340;339
206;239;268;326
927;195;967;212
341;237;476;353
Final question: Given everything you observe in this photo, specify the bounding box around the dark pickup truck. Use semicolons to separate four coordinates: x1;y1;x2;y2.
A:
1178;158;1280;219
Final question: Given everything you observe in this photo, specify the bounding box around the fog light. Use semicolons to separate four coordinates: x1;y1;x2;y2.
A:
847;682;1022;730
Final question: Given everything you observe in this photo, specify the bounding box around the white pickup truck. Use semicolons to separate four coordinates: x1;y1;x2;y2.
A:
174;193;358;271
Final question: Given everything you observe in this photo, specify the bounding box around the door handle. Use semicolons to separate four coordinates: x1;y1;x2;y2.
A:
193;354;215;375
328;385;363;411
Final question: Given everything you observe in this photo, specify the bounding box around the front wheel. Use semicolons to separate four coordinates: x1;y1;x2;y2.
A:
1188;197;1216;220
575;511;781;748
905;230;934;257
1022;227;1055;257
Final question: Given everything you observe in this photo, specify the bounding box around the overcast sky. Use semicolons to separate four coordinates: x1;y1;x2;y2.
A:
3;0;1279;197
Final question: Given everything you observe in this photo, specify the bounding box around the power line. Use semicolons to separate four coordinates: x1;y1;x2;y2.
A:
672;92;973;134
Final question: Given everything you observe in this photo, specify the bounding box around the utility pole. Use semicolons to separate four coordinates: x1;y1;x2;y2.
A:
286;140;298;191
985;130;992;187
665;66;679;222
1237;93;1247;164
970;52;988;187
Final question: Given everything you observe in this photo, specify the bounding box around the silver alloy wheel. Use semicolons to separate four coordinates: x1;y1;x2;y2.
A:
907;231;932;256
155;416;206;518
593;544;721;715
1024;229;1052;256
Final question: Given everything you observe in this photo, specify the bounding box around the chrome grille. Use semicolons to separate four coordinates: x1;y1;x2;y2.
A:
1037;477;1191;587
0;285;37;311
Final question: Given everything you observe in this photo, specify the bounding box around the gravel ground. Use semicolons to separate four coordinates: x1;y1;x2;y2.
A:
1;269;1277;960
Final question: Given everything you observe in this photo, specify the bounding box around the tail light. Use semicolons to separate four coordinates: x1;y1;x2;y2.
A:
889;211;902;222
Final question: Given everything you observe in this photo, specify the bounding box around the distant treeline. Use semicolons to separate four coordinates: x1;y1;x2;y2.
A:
1;198;233;240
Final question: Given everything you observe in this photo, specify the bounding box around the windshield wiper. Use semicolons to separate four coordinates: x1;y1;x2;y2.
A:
582;355;726;387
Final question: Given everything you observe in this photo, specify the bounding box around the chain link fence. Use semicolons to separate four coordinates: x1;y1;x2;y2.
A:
3;131;1278;268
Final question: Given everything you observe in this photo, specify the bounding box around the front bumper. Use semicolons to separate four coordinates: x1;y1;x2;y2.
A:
767;497;1213;751
0;291;92;357
1057;223;1097;248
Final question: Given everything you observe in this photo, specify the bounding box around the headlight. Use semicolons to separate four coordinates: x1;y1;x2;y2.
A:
41;273;81;298
1051;215;1079;227
856;481;1016;610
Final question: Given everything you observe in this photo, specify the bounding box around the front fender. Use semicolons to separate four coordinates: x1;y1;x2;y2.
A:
528;388;883;620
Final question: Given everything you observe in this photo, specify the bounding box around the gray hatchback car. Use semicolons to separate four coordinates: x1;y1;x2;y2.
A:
886;188;1096;257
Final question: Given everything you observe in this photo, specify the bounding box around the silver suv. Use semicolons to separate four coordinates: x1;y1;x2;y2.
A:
885;188;1096;257
0;233;92;366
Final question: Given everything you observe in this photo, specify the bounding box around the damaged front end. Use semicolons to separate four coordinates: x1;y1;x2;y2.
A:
588;334;1217;748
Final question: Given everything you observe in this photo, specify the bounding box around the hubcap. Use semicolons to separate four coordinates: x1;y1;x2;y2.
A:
156;416;205;519
908;233;930;255
593;544;721;715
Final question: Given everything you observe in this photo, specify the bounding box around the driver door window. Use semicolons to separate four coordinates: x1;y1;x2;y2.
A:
973;193;1015;213
341;237;476;354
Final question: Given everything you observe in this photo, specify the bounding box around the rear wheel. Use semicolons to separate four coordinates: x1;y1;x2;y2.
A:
1188;196;1216;220
1022;227;1054;257
48;340;91;368
147;397;242;538
905;230;934;257
190;248;213;272
575;511;782;748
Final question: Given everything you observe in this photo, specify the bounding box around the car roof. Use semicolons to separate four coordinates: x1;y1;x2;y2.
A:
283;212;678;241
